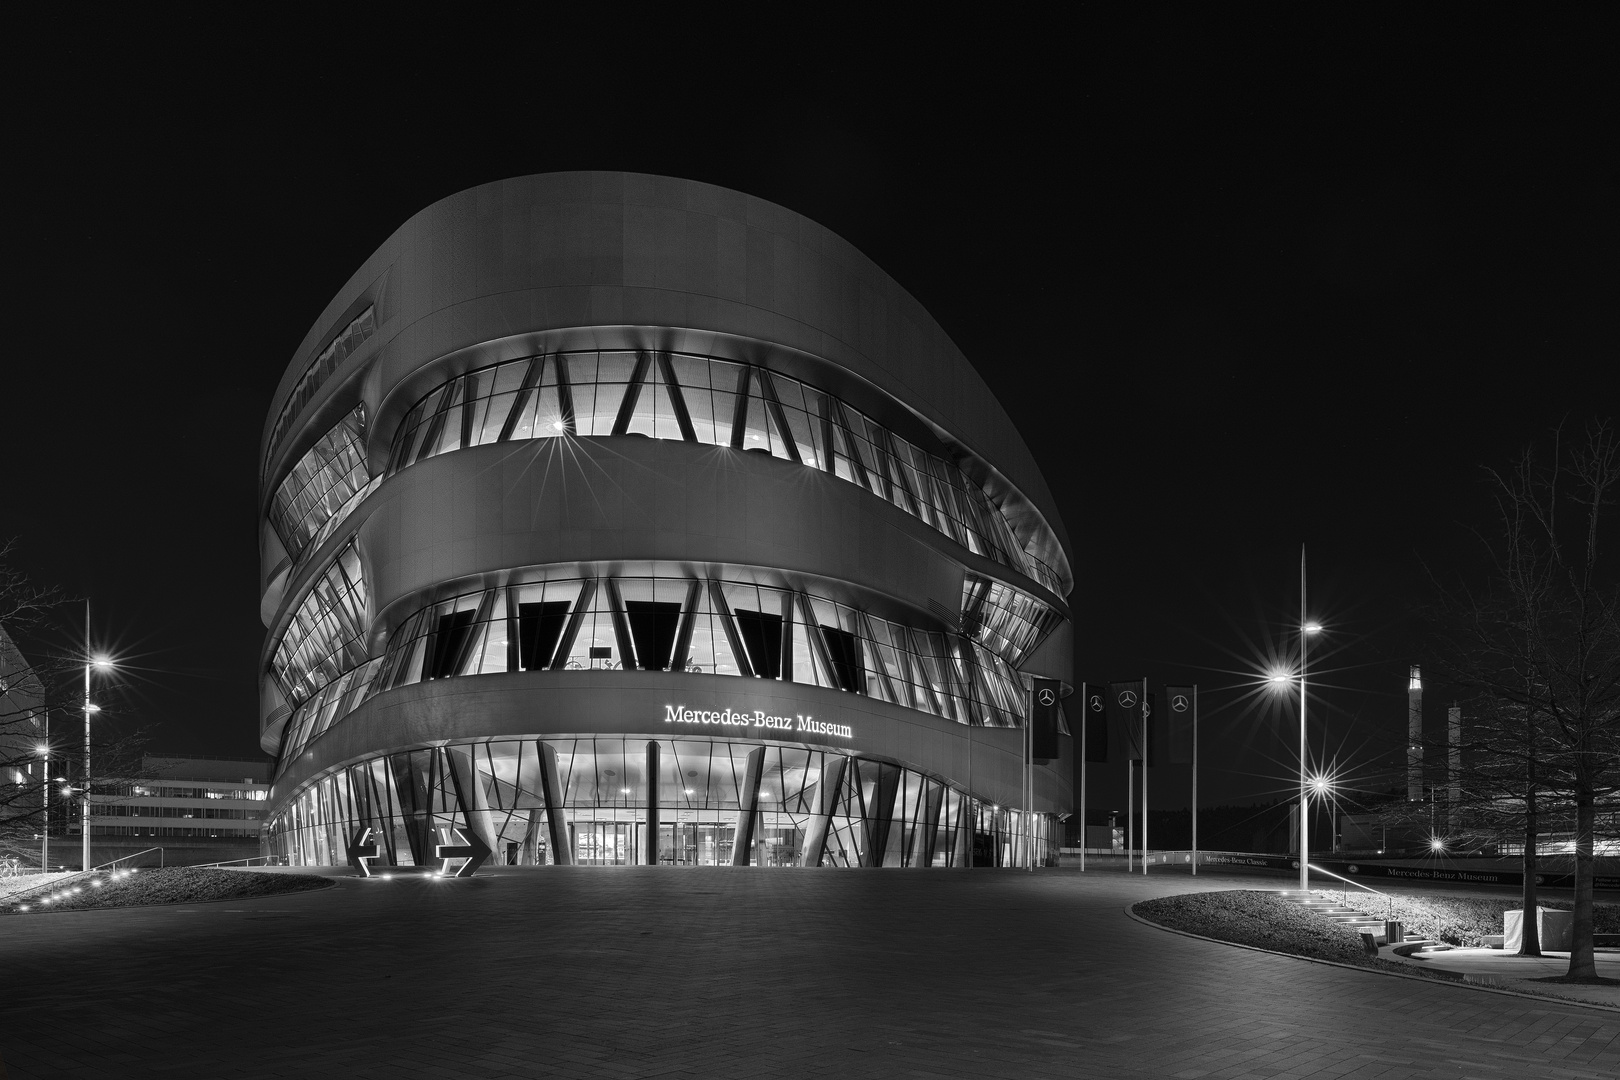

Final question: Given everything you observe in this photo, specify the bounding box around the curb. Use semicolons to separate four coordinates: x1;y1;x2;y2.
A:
1123;901;1619;1013
1;876;339;917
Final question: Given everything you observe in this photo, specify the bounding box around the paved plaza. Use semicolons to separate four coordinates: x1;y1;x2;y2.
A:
2;867;1617;1079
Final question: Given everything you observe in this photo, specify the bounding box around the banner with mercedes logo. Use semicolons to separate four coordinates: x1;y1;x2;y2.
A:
1108;681;1147;762
1082;682;1108;762
1029;679;1062;761
1166;685;1195;764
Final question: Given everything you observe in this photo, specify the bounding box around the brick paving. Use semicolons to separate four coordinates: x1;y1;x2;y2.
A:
1;867;1616;1078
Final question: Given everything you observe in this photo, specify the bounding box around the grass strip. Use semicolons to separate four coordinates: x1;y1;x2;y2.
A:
4;867;330;914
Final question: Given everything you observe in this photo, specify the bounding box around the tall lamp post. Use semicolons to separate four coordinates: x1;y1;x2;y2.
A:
1294;547;1322;893
36;713;49;871
81;603;113;872
1271;547;1323;893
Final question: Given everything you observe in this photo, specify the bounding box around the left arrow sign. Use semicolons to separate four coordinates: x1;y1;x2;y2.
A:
347;827;380;877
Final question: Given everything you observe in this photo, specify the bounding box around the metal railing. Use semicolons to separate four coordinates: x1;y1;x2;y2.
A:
1307;862;1386;896
93;847;165;870
193;855;288;868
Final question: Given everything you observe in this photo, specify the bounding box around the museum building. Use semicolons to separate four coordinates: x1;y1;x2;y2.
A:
259;173;1075;870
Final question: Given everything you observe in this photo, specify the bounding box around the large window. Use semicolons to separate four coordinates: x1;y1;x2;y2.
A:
274;571;1033;777
268;406;371;561
384;350;1064;595
269;541;369;707
961;574;1064;666
266;738;1057;870
371;575;1029;724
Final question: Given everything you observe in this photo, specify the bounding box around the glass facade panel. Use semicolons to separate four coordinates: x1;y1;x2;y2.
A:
268;406;370;561
269;540;369;707
378;349;1065;595
267;737;1057;871
273;570;1033;778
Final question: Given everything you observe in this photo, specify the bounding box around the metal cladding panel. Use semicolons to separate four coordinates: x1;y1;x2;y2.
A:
350;437;970;634
262;173;1071;586
269;670;1069;820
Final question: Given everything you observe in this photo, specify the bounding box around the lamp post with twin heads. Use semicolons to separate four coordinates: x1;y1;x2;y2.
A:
1271;545;1323;893
81;603;114;871
35;717;49;871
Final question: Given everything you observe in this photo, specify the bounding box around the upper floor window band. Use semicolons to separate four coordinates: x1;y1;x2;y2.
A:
384;350;1062;594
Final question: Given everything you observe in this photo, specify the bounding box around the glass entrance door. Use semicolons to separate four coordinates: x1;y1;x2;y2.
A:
573;822;637;865
659;823;735;865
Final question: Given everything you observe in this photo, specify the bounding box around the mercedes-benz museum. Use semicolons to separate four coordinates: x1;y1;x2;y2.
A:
259;172;1075;871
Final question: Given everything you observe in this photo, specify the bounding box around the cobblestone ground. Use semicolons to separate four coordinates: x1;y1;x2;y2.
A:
2;867;1616;1078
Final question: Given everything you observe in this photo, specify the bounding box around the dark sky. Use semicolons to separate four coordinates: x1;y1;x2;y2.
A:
6;10;1614;813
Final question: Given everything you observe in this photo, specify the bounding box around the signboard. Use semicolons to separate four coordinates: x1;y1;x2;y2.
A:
663;704;853;739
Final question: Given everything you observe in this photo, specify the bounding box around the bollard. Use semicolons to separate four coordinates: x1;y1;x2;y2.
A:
1384;920;1403;945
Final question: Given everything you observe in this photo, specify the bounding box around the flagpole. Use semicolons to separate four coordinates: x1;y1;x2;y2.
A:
1141;675;1149;876
1079;683;1087;872
1127;753;1133;873
1017;705;1030;874
1192;683;1199;876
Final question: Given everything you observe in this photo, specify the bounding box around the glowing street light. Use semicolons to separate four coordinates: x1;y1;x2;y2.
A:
35;729;50;871
1269;547;1324;894
82;599;116;872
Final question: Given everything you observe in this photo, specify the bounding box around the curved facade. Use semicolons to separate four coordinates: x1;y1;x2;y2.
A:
259;172;1075;870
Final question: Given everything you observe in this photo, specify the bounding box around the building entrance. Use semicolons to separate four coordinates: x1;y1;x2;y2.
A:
659;823;735;865
573;822;637;865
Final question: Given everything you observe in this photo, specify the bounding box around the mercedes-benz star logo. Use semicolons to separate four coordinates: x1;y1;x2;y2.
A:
1037;688;1056;706
1118;690;1138;709
1171;695;1190;713
1089;694;1103;711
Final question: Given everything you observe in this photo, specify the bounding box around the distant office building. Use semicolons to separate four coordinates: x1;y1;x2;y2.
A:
1;623;47;858
259;173;1074;870
84;755;271;866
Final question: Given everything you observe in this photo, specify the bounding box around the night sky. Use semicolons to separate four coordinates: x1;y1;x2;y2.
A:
7;11;1614;814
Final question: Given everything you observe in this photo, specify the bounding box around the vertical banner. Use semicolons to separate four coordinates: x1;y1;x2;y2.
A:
1107;682;1145;760
1083;682;1109;762
1144;693;1160;766
1030;679;1062;761
1166;685;1195;764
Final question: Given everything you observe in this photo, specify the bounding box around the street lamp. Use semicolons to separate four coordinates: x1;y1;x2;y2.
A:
1269;548;1323;893
1296;547;1322;894
34;729;49;872
82;600;114;871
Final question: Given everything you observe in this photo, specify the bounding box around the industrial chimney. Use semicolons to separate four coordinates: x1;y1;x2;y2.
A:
1408;665;1423;801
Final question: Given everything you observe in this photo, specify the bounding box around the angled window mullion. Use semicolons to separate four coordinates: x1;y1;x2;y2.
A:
504;586;522;672
603;579;636;668
729;366;753;449
817;393;837;474
556;355;577;435
459;374;478;450
450;589;497;675
779;589;795;682
551;579;596;669
829;401;873;491
413;383;458;466
670;579;702;672
656;352;699;442
793;592;836;688
880;429;920;516
497;356;547;443
707;581;754;677
856;611;899;704
611;351;653;435
755;371;802;464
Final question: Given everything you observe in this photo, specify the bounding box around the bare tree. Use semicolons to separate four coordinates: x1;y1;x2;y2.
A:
1425;420;1620;980
0;541;150;866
